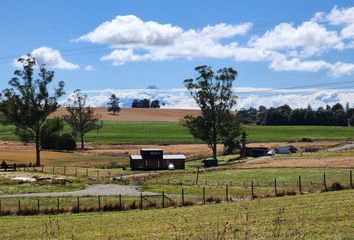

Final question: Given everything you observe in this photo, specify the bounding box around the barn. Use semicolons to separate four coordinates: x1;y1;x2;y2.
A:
130;148;186;170
245;147;269;157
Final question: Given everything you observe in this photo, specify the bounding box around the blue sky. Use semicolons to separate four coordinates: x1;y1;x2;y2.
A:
1;1;354;108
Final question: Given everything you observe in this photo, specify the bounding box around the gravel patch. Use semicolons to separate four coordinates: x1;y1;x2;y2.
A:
0;184;158;198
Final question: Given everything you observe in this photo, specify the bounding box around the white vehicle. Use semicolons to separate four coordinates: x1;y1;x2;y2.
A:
266;150;275;156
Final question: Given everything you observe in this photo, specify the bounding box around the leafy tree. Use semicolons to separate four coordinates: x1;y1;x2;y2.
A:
150;99;160;108
332;103;345;113
183;65;239;161
107;94;121;115
58;133;77;151
131;99;139;108
64;89;102;149
141;98;150;108
220;112;242;155
0;55;64;166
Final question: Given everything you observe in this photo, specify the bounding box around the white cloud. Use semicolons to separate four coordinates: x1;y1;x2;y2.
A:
75;15;183;48
248;21;342;53
31;47;79;70
325;6;354;25
270;57;330;72
100;49;151;65
84;65;95;71
75;15;253;63
73;10;354;77
61;87;354;111
329;62;354;77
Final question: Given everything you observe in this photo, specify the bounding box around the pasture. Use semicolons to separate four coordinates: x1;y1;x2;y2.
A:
2;122;354;144
0;190;352;239
1;108;354;239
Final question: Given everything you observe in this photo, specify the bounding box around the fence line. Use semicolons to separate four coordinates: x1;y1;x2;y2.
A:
0;175;353;217
18;166;354;190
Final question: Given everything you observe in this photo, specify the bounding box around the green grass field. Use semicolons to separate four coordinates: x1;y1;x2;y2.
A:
0;190;353;239
2;122;354;144
143;168;353;195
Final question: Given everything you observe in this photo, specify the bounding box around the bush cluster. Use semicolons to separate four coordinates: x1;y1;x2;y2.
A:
42;133;77;151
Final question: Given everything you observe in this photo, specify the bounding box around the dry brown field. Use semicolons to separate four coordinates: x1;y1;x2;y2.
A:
52;108;200;122
0;140;349;168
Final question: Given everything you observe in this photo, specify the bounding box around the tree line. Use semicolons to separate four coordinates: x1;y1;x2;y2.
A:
238;103;354;126
131;98;161;108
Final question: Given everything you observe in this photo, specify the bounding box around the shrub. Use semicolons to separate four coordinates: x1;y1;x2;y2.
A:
328;181;345;191
42;133;61;149
182;200;194;206
286;190;296;196
129;201;137;210
58;133;77;151
20;206;37;216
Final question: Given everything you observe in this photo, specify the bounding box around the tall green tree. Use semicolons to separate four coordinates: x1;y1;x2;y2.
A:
183;65;239;161
107;94;121;115
0;55;65;166
64;89;102;149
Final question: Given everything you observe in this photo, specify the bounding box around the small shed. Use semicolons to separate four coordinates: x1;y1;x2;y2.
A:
130;149;186;170
245;147;269;157
275;146;298;154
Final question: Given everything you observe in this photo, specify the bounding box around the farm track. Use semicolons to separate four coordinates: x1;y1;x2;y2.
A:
0;184;158;198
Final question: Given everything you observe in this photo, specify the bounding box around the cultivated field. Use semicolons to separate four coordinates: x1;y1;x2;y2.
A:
52;108;201;122
2;121;354;144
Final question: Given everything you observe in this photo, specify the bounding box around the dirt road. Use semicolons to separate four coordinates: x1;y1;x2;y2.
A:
0;184;158;198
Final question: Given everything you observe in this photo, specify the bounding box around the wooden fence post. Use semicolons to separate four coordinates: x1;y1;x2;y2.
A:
195;167;200;186
37;199;40;214
119;194;122;211
203;186;206;205
350;170;353;189
98;196;101;211
225;184;229;202
323;173;327;192
77;197;80;212
251;181;254;199
299;176;302;194
274;178;277;196
18;199;21;215
57;197;60;213
140;193;143;210
162;191;165;208
52;166;55;174
181;189;184;206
